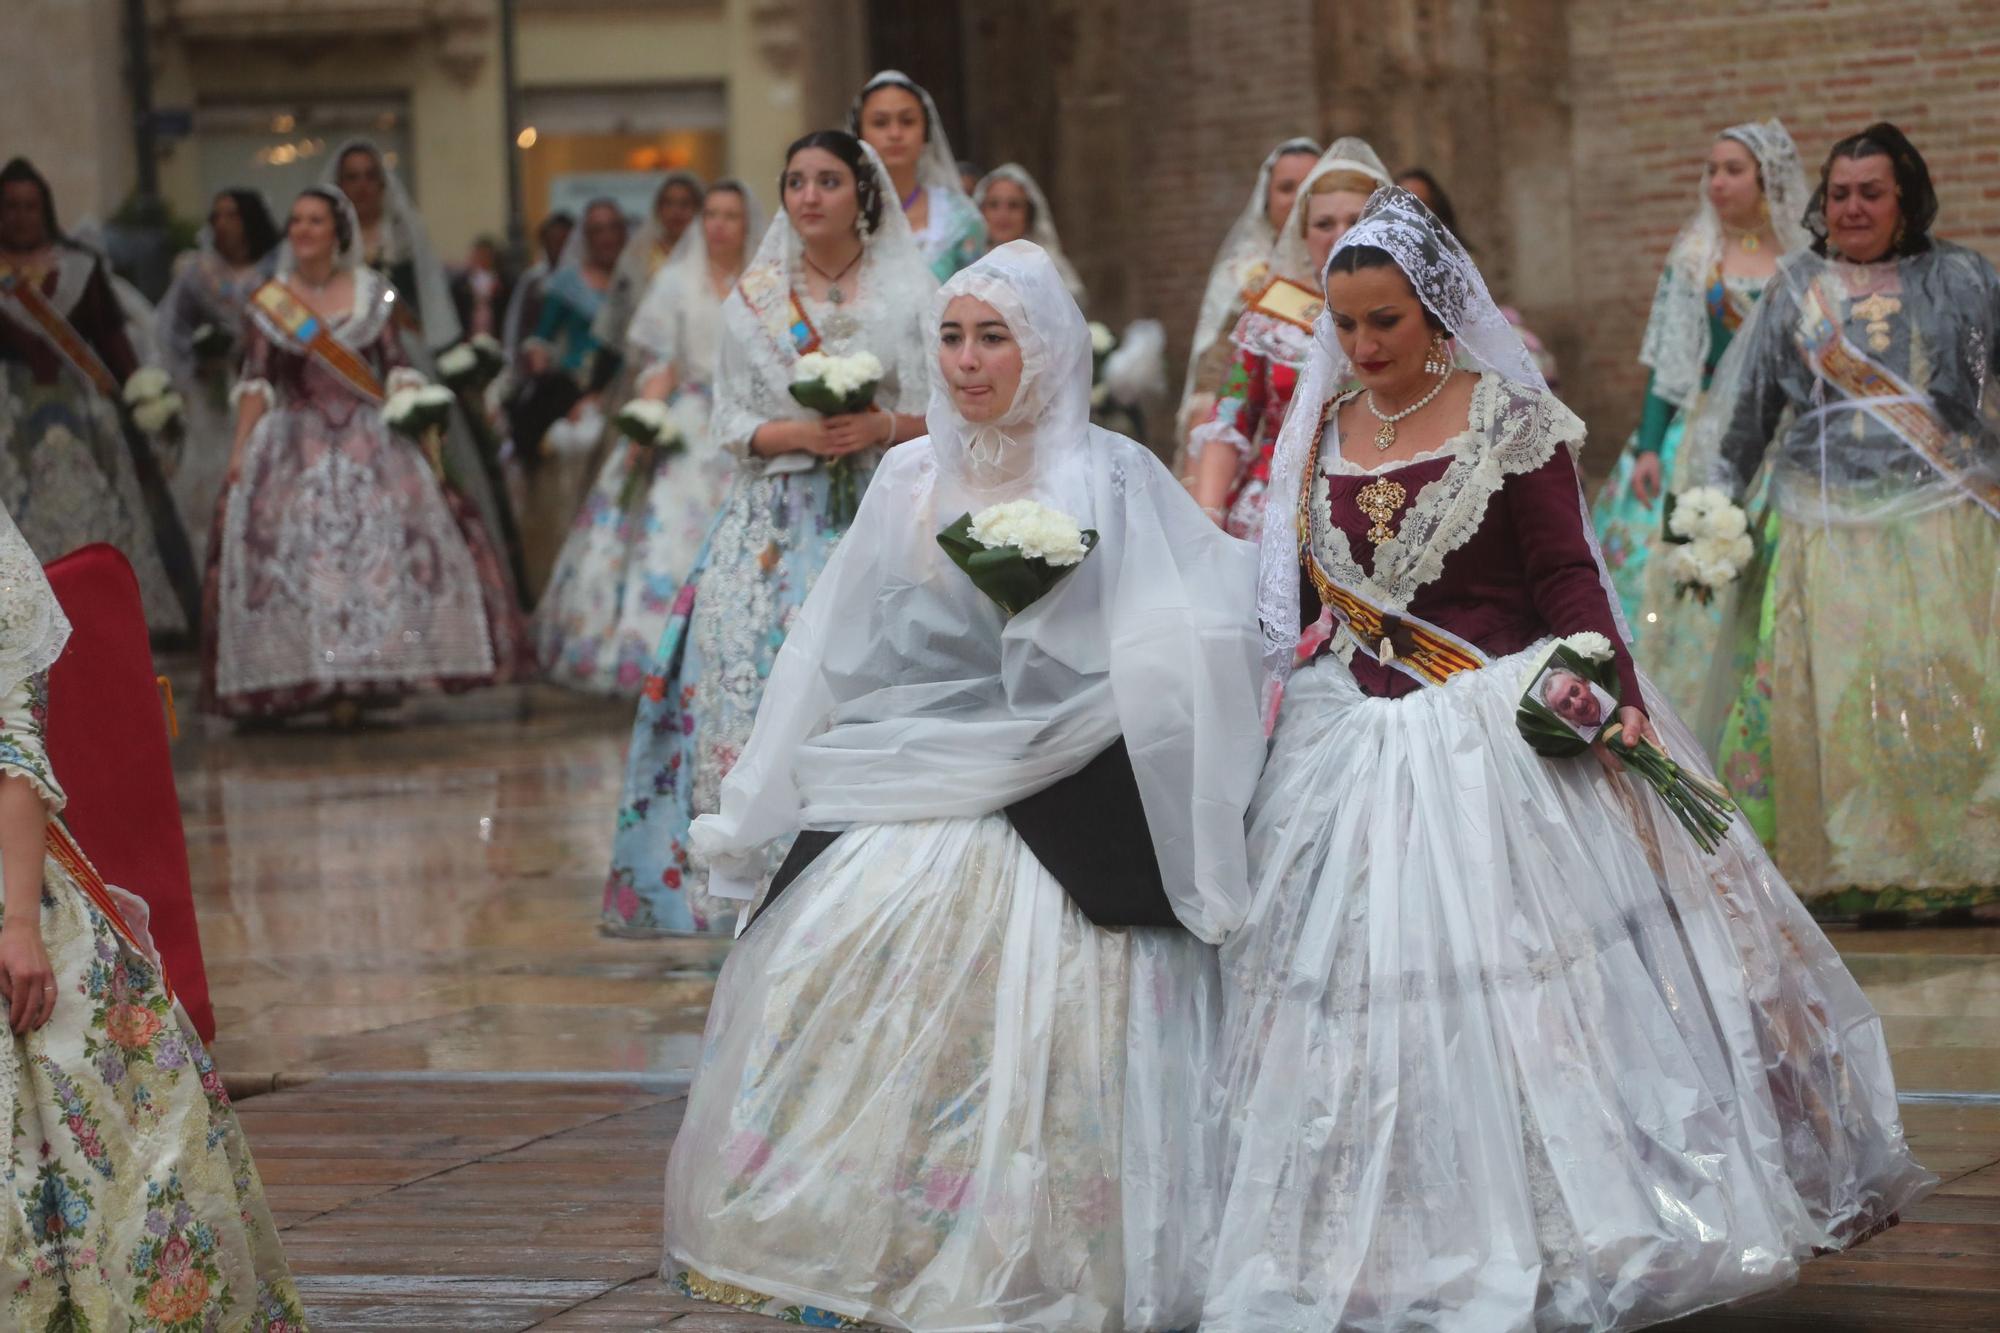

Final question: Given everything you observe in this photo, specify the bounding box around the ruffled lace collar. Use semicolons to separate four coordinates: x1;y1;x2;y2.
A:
1307;371;1583;614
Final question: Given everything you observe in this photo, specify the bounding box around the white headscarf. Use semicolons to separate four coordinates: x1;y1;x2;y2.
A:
626;180;765;371
0;506;71;702
1257;186;1614;692
690;240;1267;941
850;70;971;201
850;70;987;277
275;186;366;277
973;164;1086;304
1264;137;1393;288
710;138;938;469
1637;118;1811;410
322;138;460;349
1177;137;1323;439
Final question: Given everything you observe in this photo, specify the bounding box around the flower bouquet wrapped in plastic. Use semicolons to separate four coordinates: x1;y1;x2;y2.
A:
1517;632;1737;853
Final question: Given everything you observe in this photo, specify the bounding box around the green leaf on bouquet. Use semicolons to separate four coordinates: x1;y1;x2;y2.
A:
788;379;878;417
936;512;1097;617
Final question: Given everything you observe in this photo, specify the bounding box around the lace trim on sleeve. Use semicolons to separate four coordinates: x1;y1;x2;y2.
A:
229;377;273;407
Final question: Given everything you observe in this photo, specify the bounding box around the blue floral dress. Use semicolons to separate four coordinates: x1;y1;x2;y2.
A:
599;267;933;936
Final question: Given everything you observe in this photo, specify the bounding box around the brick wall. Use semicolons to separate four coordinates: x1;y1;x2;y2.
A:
902;0;2000;472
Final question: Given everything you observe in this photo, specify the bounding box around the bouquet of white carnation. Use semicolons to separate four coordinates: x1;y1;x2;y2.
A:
1515;632;1737;853
937;500;1098;616
789;350;884;414
1663;486;1755;606
190;322;235;363
122;367;185;441
611;397;688;508
437;336;507;392
789;349;885;524
383;382;457;476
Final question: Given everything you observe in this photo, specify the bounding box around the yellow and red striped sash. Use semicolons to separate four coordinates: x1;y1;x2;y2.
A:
1802;278;2000;522
46;821;176;1004
249;279;385;404
1296;397;1489;688
0;270;120;397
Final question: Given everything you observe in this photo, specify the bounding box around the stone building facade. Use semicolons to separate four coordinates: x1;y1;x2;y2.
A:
845;0;2000;467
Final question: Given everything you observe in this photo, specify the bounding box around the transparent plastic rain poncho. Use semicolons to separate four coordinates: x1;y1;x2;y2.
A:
692;238;1267;940
663;241;1266;1331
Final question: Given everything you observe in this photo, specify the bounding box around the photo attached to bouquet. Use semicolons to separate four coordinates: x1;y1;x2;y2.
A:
1528;659;1621;745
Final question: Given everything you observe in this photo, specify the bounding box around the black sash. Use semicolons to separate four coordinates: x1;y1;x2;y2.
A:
748;738;1177;931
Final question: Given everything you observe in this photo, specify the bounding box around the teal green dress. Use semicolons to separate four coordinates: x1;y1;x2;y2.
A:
1593;271;1764;640
1593;270;1779;846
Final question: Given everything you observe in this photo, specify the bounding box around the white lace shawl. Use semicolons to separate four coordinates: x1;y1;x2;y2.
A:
691;241;1266;941
710;143;938;478
0;506;71;700
1637;118;1810;410
626;183;765;380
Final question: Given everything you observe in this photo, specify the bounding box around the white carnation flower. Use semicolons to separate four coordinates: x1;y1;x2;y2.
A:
969;499;1091;566
413;384;456;409
1664;544;1703;586
1699;501;1749;542
131;393;183;434
1088;322;1116;356
383;386;422;425
1668;486;1729;541
1560;631;1615;663
122;366;172;405
437;344;479;377
470;333;504;356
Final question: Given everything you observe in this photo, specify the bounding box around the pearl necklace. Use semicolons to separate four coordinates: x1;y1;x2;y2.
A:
1365;371;1451;451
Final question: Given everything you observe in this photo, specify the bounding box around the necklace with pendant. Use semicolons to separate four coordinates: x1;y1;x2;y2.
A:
803;248;863;305
1365;370;1451;451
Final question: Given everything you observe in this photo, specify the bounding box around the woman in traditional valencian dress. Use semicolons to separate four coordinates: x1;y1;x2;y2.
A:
599;134;933;938
202;188;523;723
1205;187;1931;1332
1592;121;1808;724
0;158;197;634
0;507;309;1330
1175;136;1321;468
1688;123;2000;923
663;240;1266;1332
851;71;986;282
975;163;1087;304
157;189;284;563
591;172;703;368
535;183;760;694
1187;138;1391;542
326;139;521;600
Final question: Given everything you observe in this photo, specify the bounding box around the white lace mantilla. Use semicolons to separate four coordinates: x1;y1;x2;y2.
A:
0;508;71;698
1307;373;1583;617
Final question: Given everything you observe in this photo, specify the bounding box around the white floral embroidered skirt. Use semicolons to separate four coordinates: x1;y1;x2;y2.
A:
1205;650;1934;1333
664;814;1222;1332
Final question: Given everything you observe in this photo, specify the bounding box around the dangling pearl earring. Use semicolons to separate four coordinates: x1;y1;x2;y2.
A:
1423;334;1450;377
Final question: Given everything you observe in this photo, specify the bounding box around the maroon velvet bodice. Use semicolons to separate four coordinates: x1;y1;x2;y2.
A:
1301;399;1644;709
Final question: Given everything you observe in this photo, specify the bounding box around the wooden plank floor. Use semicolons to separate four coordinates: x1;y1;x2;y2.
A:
237;1076;2000;1331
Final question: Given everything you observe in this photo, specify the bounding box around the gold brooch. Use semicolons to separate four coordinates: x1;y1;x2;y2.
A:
1851;292;1902;354
1356;477;1407;545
